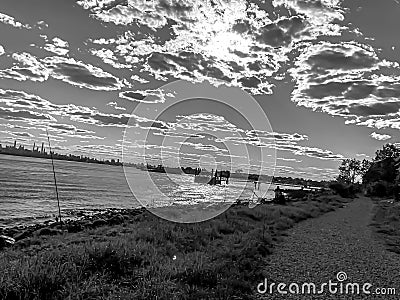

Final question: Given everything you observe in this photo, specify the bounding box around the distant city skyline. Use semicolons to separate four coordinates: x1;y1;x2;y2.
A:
0;139;122;166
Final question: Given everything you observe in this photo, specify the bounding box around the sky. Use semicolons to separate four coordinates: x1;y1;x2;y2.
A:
0;0;400;181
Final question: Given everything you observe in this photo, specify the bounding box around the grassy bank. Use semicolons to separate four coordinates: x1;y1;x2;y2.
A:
0;194;350;299
371;199;400;254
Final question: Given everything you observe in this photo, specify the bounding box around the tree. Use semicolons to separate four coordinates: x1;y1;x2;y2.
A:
374;144;400;161
337;158;367;184
360;159;372;178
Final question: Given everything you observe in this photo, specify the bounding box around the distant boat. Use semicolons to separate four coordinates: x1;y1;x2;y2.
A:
147;164;166;173
146;165;182;174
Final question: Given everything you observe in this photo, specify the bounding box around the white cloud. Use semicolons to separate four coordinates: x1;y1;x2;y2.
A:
0;52;50;82
42;56;125;91
370;132;391;141
77;0;351;94
44;37;70;56
106;101;126;111
0;12;31;29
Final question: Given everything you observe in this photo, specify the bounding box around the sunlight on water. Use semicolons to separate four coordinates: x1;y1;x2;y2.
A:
0;155;276;227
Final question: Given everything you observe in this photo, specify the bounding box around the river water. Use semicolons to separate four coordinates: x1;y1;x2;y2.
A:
0;154;285;227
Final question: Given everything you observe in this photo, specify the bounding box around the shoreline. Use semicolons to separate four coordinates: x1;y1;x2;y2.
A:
0;207;147;242
0;188;321;237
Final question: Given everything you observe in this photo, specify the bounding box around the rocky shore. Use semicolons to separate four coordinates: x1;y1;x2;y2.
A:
0;188;327;250
0;207;147;248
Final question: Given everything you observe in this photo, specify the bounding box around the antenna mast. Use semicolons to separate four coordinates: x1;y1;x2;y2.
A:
46;129;62;223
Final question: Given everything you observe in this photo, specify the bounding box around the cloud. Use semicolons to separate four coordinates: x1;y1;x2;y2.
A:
119;88;173;103
106;101;126;111
0;52;50;82
0;45;4;56
0;107;55;121
130;74;149;83
0;52;127;91
44;37;70;56
290;41;400;130
370;132;391;141
0;88;133;128
77;0;349;94
1;130;34;137
42;56;125;90
89;48;132;69
0;12;31;29
0;88;58;110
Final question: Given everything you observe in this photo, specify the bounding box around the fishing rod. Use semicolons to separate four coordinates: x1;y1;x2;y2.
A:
46;129;62;224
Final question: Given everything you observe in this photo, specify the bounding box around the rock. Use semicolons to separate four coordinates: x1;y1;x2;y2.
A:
13;230;31;241
108;214;125;225
91;219;107;228
66;223;83;233
35;227;62;236
0;235;15;249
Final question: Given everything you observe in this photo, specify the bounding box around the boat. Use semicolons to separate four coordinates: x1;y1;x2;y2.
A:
147;164;166;173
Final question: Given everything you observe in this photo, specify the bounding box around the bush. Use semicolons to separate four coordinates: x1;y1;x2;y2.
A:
329;182;355;198
285;189;308;200
366;181;393;197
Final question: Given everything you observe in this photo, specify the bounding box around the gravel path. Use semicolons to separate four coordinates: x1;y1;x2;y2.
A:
257;196;400;299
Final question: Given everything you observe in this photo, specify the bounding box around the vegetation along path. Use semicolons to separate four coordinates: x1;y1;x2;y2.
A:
258;196;400;299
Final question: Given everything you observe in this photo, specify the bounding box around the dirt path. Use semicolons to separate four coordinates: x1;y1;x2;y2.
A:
257;196;400;299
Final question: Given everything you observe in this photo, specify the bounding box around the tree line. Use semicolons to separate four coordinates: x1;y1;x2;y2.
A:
337;143;400;185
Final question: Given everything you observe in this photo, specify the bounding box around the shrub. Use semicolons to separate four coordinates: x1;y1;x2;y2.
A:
366;181;393;197
285;189;308;200
329;182;354;198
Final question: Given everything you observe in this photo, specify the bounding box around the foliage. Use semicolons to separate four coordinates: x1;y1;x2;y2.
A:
371;200;400;254
329;182;355;198
337;158;370;184
366;181;394;197
374;143;400;161
363;157;398;185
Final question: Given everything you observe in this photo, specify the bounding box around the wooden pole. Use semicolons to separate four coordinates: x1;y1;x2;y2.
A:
46;129;62;223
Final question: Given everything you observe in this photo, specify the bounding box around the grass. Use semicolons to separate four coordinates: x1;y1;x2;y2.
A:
371;198;400;254
0;194;349;299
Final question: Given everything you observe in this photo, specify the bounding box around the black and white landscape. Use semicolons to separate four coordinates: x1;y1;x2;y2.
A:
0;0;400;299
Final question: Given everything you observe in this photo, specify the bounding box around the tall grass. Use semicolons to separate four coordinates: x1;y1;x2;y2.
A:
371;199;400;254
0;196;347;299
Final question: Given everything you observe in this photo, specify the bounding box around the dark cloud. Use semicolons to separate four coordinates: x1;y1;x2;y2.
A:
0;53;126;91
43;57;124;91
308;48;379;72
0;107;54;121
290;41;400;130
10;131;34;137
0;52;49;82
348;102;400;117
120;91;146;101
119;88;173;103
306;82;351;99
256;16;306;48
48;123;77;131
